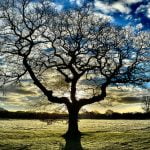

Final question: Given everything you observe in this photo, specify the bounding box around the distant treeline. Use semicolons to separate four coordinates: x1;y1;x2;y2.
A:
0;110;150;120
0;110;67;120
80;111;150;120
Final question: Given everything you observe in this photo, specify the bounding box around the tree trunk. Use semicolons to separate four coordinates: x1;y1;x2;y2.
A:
64;105;81;139
64;136;83;150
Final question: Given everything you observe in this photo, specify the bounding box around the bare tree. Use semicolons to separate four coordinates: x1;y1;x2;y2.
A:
0;0;150;139
142;96;150;113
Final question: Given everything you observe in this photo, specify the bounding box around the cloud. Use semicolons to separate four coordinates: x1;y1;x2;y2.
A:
46;0;149;29
94;12;114;21
28;0;63;11
0;80;148;112
112;2;131;14
125;15;133;20
119;97;141;104
0;85;37;95
94;0;142;5
135;2;150;19
13;89;37;95
113;103;143;113
51;2;63;11
0;97;9;102
94;1;115;14
147;7;150;18
0;92;43;110
0;107;7;111
0;95;27;105
94;0;131;14
136;23;143;29
85;102;143;113
76;0;83;6
125;0;142;5
0;83;43;110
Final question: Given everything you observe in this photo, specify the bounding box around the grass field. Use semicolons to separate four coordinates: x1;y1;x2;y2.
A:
0;119;150;150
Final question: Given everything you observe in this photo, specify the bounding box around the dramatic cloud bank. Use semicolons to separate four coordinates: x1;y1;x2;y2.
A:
51;0;150;29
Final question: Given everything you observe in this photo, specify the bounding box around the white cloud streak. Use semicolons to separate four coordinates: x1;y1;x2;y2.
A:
136;2;150;18
125;0;142;5
94;0;131;14
112;2;131;14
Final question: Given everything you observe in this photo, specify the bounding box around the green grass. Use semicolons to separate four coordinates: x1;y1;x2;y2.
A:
0;119;150;149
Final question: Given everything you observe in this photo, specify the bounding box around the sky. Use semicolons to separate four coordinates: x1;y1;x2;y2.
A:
0;0;150;113
51;0;150;30
0;72;149;113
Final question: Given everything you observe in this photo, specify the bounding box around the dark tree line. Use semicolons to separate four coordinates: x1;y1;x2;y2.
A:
0;110;150;120
0;0;149;139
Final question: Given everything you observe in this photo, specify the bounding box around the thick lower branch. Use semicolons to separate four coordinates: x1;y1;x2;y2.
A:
47;95;70;105
23;58;70;105
79;84;107;106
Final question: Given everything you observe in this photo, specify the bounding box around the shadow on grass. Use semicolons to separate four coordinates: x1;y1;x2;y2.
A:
0;144;30;150
60;136;83;150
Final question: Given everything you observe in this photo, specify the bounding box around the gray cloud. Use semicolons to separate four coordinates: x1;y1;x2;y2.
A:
0;96;10;102
119;97;142;104
12;89;36;95
0;85;37;95
94;0;143;15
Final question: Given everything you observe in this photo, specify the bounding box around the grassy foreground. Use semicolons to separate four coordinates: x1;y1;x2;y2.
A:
0;119;150;150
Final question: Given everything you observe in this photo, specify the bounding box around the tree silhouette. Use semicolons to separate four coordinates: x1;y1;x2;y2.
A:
0;0;150;139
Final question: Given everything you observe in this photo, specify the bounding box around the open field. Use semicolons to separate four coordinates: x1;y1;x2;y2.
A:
0;119;150;150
